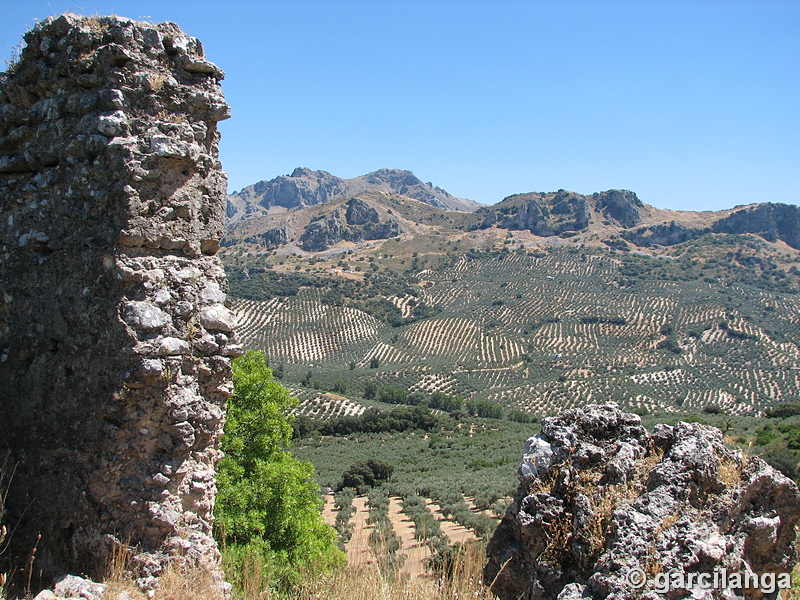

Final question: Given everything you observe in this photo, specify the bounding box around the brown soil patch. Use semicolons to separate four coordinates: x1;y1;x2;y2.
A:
346;495;374;568
388;497;430;578
321;492;336;528
425;499;478;545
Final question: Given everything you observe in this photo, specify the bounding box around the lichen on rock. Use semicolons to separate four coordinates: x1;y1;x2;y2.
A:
485;403;800;600
0;13;232;595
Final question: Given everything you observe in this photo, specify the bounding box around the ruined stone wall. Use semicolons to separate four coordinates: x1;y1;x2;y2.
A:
0;14;235;591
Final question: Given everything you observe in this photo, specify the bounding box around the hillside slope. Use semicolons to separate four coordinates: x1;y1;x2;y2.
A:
221;182;800;418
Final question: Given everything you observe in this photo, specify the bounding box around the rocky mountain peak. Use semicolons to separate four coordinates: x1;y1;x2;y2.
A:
227;168;481;223
593;189;643;227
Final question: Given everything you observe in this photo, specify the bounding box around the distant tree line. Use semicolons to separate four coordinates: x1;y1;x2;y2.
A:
360;385;532;422
293;405;442;438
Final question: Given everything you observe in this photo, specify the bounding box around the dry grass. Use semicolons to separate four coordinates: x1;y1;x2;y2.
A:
96;541;494;600
294;541;493;600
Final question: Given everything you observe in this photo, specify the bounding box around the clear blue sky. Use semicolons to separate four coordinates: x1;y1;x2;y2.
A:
1;1;798;210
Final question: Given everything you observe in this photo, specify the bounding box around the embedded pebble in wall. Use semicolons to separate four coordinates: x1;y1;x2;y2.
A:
198;304;238;332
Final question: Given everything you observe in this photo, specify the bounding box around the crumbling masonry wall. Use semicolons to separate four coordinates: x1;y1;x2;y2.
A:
0;14;236;590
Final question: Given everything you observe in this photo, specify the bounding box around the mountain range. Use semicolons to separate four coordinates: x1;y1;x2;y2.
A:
223;168;800;254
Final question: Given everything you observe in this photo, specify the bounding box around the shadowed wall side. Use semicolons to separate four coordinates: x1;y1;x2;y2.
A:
0;13;237;594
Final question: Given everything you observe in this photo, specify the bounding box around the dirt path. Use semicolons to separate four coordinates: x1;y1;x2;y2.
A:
425;499;478;544
321;492;336;527
388;497;430;578
465;496;504;521
346;495;374;568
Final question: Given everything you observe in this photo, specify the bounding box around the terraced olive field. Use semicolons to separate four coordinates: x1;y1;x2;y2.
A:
230;245;800;417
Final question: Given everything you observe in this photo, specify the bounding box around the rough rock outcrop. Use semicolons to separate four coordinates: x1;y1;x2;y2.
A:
299;197;400;251
227;167;480;220
594;189;643;228
500;191;591;236
485;404;800;600
712;203;800;250
501;196;554;235
0;14;234;593
241;226;288;249
621;221;706;247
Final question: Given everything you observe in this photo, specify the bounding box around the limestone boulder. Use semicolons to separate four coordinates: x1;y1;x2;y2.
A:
485;403;800;600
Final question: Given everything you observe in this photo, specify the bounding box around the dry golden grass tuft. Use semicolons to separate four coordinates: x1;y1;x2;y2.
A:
96;541;495;600
1;453;8;599
295;541;493;600
152;564;225;600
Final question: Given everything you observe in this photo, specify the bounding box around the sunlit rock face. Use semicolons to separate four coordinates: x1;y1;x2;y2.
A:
485;403;800;600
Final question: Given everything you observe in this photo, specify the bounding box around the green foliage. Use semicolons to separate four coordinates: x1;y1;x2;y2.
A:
616;237;800;293
363;380;377;399
766;402;800;418
214;351;344;591
340;459;394;491
779;423;800;450
657;338;682;354
298;405;443;438
755;425;777;446
465;399;504;419
378;385;408;404
366;489;404;575
506;409;534;423
227;270;324;301
333;488;356;545
429;392;464;412
294;418;532;500
763;448;799;481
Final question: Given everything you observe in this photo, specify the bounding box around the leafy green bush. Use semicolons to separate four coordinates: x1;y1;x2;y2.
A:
214;351;344;591
363;380;377;399
339;459;394;492
507;409;533;423
762;448;799;481
429;392;464;412
465;399;504;419
298;405;443;438
766;402;800;418
378;385;409;404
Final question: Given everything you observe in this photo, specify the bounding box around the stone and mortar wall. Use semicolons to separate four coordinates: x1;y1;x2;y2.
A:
0;14;236;591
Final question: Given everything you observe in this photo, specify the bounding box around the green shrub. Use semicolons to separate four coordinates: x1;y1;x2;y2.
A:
363;380;377;399
762;448;799;481
214;351;344;591
465;399;503;419
766;402;800;418
507;409;533;423
339;458;394;491
755;425;777;446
